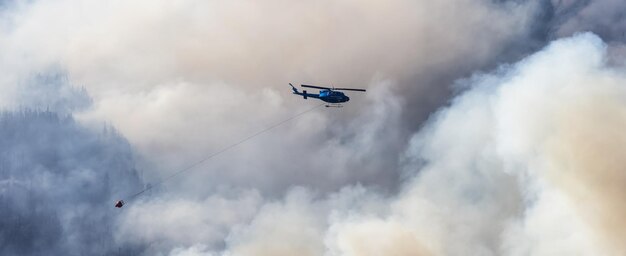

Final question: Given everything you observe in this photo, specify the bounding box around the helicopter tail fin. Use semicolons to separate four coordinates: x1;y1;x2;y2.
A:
290;83;307;99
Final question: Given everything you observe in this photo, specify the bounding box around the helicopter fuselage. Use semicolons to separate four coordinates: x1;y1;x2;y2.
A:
318;90;350;103
290;83;364;104
294;89;350;103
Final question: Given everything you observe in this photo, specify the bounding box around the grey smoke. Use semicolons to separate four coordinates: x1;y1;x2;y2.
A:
0;73;143;255
17;69;92;115
1;0;626;255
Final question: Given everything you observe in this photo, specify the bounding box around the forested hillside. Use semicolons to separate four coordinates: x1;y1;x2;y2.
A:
0;109;143;255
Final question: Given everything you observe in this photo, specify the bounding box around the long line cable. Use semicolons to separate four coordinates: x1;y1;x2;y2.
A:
122;103;324;202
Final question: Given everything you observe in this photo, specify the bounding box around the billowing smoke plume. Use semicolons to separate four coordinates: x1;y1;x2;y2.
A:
0;0;542;196
116;33;626;255
2;0;626;255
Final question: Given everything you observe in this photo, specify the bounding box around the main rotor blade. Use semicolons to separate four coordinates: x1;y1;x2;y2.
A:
333;88;367;92
301;84;331;90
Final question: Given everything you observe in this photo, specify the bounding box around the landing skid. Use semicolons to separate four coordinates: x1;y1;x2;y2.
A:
325;104;343;108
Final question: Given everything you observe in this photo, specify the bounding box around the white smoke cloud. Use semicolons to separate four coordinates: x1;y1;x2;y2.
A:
4;0;626;255
390;32;626;255
116;189;263;254
116;33;626;255
0;0;539;197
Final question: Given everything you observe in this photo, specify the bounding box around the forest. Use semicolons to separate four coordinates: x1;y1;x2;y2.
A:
0;109;144;255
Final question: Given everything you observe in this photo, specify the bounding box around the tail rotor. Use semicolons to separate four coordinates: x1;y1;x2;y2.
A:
290;83;307;99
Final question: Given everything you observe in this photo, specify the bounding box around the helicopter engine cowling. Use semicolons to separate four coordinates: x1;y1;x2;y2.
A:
303;90;307;99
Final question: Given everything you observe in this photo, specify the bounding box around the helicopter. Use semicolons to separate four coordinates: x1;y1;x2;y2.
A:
289;83;366;107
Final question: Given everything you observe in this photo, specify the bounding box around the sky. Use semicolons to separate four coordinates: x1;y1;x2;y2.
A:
1;0;626;255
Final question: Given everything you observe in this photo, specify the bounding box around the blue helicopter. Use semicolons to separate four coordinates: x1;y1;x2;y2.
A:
289;83;366;107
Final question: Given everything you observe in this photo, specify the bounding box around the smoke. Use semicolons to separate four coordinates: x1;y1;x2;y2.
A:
0;0;542;196
551;0;626;41
2;0;626;255
399;33;624;255
115;33;626;255
0;100;143;254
